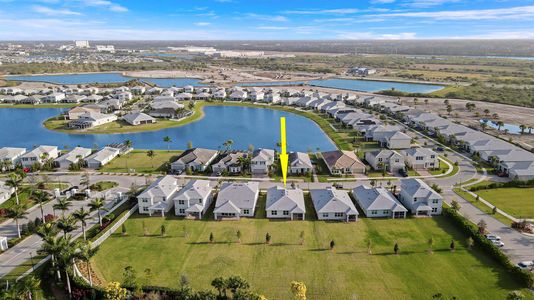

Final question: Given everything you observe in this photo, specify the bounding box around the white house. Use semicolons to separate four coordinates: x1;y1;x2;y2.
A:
380;131;412;149
399;178;443;216
116;92;133;102
20;146;59;168
213;182;259;220
266;186;306;220
170;148;218;173
84;147;120;169
251;148;275;174
0;181;15;206
211;152;247;174
176;92;193;101
365;149;405;173
173;180;214;219
138;175;179;216
42;92;66;103
54;147;92;169
68;111;117;129
352;185;407;219
288;152;313;175
402;148;439;170
310;187;358;222
123;112;157;126
0;147;26;170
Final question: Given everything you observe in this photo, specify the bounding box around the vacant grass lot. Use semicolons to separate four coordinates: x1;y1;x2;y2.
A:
100;150;183;173
91;214;530;300
474;187;534;219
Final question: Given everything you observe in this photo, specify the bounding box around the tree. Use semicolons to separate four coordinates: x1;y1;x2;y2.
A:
492;206;497;214
236;230;242;243
507;291;525;300
161;224;166;237
291;281;307;300
122;265;137;287
104;282;128;300
519;124;526;135
483;108;490;116
209;232;214;243
147;150;156;169
57;215;78;236
265;232;271;244
467;237;474;250
187;140;193;149
211;277;227;298
163;136;172;152
121;224;127;236
477;219;487;234
55;235;79;295
427;237;434;254
9;204;27;238
53;198;72;217
330;240;335;251
451;200;461;211
89;198;107;226
6;173;23;205
367;239;372;255
223;139;234;151
80;172;90;190
226;276;250;296
497;121;504;131
450;239;456;252
480;122;487;131
394;242;399;255
72;207;90;240
75;241;96;287
124;139;133;172
33;190;50;223
299;231;305;245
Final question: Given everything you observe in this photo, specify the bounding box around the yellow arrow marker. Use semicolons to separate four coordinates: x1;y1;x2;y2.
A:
279;117;289;187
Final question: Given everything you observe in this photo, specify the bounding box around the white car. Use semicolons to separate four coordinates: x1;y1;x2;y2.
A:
491;240;504;247
485;234;501;241
517;261;534;270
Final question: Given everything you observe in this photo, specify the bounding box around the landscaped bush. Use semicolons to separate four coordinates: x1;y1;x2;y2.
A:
443;207;533;287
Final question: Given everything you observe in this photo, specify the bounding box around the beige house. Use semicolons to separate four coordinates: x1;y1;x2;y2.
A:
321;150;365;175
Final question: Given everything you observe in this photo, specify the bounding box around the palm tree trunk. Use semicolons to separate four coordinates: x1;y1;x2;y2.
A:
65;269;72;295
40;203;45;224
87;261;93;286
15;219;21;238
98;212;102;227
82;224;86;240
14;188;19;205
52;255;61;281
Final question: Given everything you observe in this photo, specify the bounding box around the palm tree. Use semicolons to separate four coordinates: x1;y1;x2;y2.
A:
41;235;64;281
89;198;107;226
33;190;50;223
163;136;172;152
53;198;72;217
9;204;28;238
6;173;23;205
20;275;41;300
497;121;504;131
147;150;156;169
211;277;227;298
124;140;133;171
57;215;78;237
480;122;487;132
223;139;234;151
55;235;79;296
519;124;526;134
72;207;91;240
74;241;96;286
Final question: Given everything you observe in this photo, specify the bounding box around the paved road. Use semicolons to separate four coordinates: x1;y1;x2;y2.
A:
0;175;147;279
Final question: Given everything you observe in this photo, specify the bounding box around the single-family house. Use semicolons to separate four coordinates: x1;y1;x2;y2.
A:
288;152;313;175
54;147;92;169
251;148;275;174
68;111;117;129
399;178;443;216
176;92;193;101
42;92;66;103
138;175;179;216
213;182;260;220
0;181;15;206
123;112;156;126
266;186;306;220
310;187;358;221
0;147;26;170
170;148;218;173
68;106;101;120
173;180;214;219
352;185;407;219
380;131;412;149
84;147;120;169
365;149;405;172
211;152;247;174
229;90;247;101
20;146;59;168
321;150;365;175
402;148;439;170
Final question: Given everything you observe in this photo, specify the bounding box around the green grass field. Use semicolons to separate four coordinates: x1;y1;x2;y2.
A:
91;213;530;300
100;150;183;173
474;187;534;219
89;181;119;191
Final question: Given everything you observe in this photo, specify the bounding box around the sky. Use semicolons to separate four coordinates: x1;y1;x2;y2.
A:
0;0;534;40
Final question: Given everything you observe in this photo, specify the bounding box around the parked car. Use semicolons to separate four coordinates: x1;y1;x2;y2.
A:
436;146;444;152
399;169;408;177
517;261;534;270
491;240;504;247
485;234;501;241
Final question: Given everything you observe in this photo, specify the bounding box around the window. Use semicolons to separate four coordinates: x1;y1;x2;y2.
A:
383;210;389;214
371;210;377;215
413;197;418;202
432;199;439;204
378;157;383;162
179;209;185;214
142;199;148;203
430;155;435;159
322;213;329;218
416;156;423;161
334;212;344;218
271;210;277;216
178;200;185;205
198;199;203;204
243;209;250;215
432;208;438;213
283;211;289;215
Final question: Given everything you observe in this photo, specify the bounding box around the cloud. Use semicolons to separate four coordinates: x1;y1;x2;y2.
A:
194;22;211;26
371;0;396;4
78;0;128;12
243;13;288;22
373;6;534;20
256;26;289;30
32;5;82;16
283;8;359;15
403;0;460;8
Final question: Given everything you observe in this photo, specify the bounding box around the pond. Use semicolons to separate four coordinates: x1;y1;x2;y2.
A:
479;119;532;135
5;73;203;88
308;78;444;93
0;106;335;151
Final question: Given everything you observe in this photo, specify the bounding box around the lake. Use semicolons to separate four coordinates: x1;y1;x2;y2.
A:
479;119;532;135
6;73;203;88
0;106;335;151
6;73;444;93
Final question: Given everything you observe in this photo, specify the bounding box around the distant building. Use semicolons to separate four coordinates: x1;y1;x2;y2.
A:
75;40;90;48
96;45;115;53
347;67;377;76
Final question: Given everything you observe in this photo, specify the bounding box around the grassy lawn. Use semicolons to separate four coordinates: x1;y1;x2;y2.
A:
428;160;449;176
42;182;70;190
91;214;530;300
473;187;534;219
99;150;182;173
0;188;35;211
453;188;513;226
89;181;119;191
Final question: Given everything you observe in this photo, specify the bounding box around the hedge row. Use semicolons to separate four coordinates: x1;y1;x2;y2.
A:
469;179;534;191
443;207;533;287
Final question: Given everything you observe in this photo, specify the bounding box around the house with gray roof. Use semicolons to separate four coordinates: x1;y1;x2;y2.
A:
123;112;157;126
321;150;365;175
213;182;259;220
0;147;26;170
173;180;214;219
170;148;218;173
380;131;411;149
365;149;405;173
401;147;439;170
310;187;358;221
266;186;306;220
84;147;120;169
211;152;247;174
20;145;59;168
288;152;313;175
138;175;179;216
54;147;92;169
352;185;407;219
399;178;443;216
